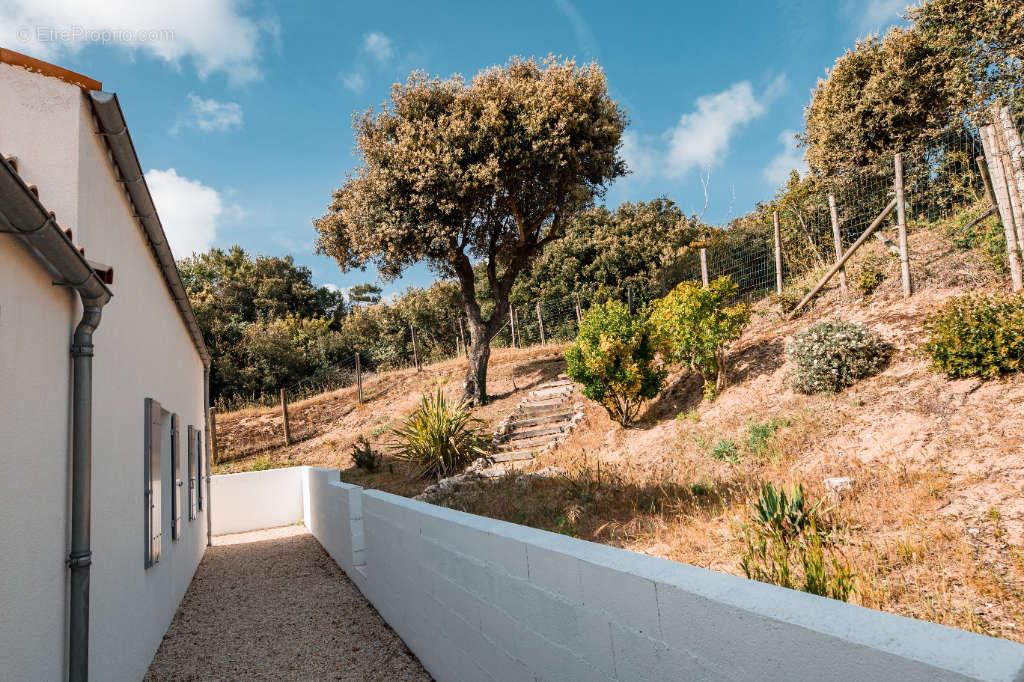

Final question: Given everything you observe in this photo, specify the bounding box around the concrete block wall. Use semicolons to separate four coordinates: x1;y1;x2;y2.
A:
210;467;304;535
231;467;1024;681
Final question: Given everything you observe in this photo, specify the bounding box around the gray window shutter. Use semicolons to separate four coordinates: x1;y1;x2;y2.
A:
171;414;182;541
187;425;197;522
144;398;162;567
197;429;204;512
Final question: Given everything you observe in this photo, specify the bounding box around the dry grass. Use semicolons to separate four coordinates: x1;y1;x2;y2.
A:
214;223;1024;642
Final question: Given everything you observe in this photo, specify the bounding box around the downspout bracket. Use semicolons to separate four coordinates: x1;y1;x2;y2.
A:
67;551;92;569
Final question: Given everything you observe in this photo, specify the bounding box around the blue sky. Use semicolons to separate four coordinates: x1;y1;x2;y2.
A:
1;0;909;299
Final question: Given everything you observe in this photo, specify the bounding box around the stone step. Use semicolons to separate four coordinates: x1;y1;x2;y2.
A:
508;411;573;429
500;433;562;450
530;382;573;394
543;378;574;387
516;402;568;417
507;424;569;441
520;397;565;410
492;449;535;462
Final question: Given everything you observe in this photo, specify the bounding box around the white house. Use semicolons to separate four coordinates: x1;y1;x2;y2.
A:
0;49;211;681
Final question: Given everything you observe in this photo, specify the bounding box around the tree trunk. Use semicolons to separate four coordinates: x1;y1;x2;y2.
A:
463;315;494;406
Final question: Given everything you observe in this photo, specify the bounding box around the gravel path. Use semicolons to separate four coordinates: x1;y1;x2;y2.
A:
145;526;431;681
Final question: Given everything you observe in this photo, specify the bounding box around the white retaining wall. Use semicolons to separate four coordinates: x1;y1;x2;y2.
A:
223;467;1024;681
210;467;304;535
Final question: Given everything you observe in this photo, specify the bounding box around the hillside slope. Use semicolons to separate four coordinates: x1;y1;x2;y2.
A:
216;222;1024;641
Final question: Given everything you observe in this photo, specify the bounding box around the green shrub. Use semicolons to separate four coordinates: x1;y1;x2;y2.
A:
773;287;807;314
650;276;751;399
740;482;854;601
787;320;888;393
947;206;1008;274
921;293;1024;379
744;417;789;458
391;387;489;478
856;263;885;296
709;438;739;463
350;436;380;472
565;301;666;426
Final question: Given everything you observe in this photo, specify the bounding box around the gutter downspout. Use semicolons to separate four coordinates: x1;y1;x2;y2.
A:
69;302;103;682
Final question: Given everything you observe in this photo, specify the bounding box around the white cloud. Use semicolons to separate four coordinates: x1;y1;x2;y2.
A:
171;93;243;134
762;129;808;187
146;168;222;257
622;75;786;181
362;32;393;63
341;71;366;93
844;0;907;34
554;0;598;59
0;0;277;84
323;283;340;293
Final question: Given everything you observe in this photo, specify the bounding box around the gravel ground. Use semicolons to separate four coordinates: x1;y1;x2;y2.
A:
145;526;431;681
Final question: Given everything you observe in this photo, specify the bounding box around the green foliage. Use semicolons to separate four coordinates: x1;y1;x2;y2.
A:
856;262;886;296
249;457;272;472
745;417;789;458
773;287;806;314
709;439;739;463
348;283;383;304
350;436;380;473
650;277;751;399
740;483;854;601
391;387;489;479
921;293;1024;379
565;301;666;426
947;205;1008;274
787;320;888;394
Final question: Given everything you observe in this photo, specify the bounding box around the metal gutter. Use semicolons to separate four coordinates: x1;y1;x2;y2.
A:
86;90;212;370
0;154;112;682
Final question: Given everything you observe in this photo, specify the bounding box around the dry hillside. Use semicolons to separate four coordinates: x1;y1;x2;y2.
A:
216;223;1024;642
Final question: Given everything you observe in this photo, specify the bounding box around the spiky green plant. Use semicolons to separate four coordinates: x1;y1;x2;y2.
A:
391;387;489;479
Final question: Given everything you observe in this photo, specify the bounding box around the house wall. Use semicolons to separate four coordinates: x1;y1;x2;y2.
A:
265;466;1024;682
0;65;208;681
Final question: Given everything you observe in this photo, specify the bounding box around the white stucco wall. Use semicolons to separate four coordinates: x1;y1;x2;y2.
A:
210;468;305;535
1;65;208;681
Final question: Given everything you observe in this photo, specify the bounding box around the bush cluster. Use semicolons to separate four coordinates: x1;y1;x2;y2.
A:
856;263;886;296
787;320;887;393
921;293;1024;379
565;301;665;426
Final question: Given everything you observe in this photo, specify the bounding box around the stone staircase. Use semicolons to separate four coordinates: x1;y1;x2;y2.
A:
490;377;583;463
415;377;583;502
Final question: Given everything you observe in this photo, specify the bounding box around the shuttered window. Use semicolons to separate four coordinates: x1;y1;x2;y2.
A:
171;414;182;541
196;428;204;512
144;398;162;568
187;425;197;522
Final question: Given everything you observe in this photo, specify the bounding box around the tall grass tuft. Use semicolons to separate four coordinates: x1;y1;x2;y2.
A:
391;387;490;479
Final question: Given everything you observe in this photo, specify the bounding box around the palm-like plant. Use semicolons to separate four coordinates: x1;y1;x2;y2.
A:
391;387;489;479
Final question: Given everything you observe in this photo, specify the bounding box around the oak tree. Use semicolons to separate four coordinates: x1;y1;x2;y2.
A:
314;56;627;404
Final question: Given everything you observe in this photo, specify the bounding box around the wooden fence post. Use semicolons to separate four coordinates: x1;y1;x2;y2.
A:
410;324;421;371
280;388;292;445
828;194;848;299
773;211;783;295
976;155;997;209
699;248;709;287
355;352;363;404
575;293;583;325
208;407;218;465
508;304;517;348
980;124;1024;290
536;301;546;345
995;105;1024;259
894;153;912;297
